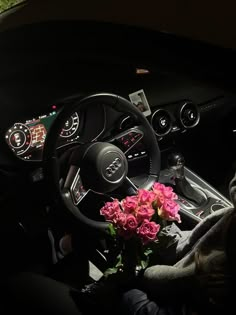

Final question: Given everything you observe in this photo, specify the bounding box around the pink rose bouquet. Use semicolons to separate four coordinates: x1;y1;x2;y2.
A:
100;182;181;275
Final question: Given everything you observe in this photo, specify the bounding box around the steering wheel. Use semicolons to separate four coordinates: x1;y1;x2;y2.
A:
43;93;160;235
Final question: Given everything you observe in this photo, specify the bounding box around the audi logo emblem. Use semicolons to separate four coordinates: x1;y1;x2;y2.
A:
105;157;122;177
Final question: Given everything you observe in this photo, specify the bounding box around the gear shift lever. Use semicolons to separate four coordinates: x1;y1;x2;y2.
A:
168;152;207;206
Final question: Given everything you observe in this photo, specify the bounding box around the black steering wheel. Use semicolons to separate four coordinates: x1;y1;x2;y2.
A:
43;93;160;234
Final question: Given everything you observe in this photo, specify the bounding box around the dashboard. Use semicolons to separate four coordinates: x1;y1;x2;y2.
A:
3;92;202;163
0;81;233;202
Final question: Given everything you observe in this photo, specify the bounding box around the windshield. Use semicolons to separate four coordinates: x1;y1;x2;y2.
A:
0;0;24;13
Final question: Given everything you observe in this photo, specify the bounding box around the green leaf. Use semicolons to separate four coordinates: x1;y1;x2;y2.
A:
103;267;118;278
115;254;123;268
140;259;149;269
144;248;153;257
108;223;117;238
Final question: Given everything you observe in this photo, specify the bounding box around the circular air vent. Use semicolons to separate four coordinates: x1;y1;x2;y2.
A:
151;109;172;137
179;102;200;128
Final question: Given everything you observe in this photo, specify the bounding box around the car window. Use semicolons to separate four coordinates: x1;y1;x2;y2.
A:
0;0;24;13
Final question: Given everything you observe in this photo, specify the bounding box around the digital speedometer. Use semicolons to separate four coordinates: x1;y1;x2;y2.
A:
60;112;80;138
5;123;32;156
5;110;81;161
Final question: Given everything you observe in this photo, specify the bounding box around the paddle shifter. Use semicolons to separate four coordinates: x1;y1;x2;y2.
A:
168;152;207;206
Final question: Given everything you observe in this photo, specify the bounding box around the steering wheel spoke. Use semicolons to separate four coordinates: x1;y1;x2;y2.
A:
122;176;138;195
63;165;87;205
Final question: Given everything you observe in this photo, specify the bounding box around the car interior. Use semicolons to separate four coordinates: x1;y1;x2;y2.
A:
0;0;236;313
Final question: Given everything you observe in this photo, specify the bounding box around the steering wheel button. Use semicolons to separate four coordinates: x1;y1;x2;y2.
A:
124;140;130;146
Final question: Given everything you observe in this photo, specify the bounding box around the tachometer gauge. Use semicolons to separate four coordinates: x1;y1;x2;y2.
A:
60;112;80;138
5;123;32;155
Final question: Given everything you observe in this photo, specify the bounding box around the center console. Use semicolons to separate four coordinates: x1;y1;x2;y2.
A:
159;153;232;226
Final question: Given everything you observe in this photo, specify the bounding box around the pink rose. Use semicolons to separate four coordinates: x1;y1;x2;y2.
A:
152;182;166;194
124;214;138;231
162;186;178;200
113;211;127;228
138;189;156;205
136;205;155;222
153;182;177;200
100;199;121;221
121;196;139;213
137;219;160;245
158;199;181;223
153;190;165;207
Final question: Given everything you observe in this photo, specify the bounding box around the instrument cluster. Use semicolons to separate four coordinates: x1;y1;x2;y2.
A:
5;110;80;161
